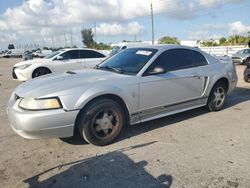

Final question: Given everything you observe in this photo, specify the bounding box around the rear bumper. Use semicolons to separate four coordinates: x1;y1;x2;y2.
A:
7;95;79;139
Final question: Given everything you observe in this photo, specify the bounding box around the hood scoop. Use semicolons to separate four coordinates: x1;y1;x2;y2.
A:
66;71;77;75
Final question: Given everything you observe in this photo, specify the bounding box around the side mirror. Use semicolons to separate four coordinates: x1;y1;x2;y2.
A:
147;66;166;75
56;56;63;60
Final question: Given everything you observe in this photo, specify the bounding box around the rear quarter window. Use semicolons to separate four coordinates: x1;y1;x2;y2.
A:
192;51;208;66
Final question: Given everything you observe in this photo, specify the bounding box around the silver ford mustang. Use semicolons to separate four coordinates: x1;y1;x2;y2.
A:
7;45;237;146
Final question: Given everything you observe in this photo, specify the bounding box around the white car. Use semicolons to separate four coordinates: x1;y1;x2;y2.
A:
12;48;107;81
32;49;52;58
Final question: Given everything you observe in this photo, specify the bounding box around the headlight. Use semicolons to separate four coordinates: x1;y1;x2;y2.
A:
19;97;62;110
16;64;32;69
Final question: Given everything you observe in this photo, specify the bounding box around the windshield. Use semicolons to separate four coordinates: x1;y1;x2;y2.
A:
97;48;158;75
43;51;61;59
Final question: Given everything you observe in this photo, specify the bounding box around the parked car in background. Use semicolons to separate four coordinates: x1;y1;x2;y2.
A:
32;49;52;58
8;45;237;146
243;56;250;82
12;48;107;81
231;48;250;64
110;42;151;55
3;49;24;58
22;51;33;61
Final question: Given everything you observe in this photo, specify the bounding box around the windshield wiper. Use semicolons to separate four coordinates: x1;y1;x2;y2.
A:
94;65;123;74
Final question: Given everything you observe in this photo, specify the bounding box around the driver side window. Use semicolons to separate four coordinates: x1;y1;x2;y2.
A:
61;50;79;60
144;48;206;76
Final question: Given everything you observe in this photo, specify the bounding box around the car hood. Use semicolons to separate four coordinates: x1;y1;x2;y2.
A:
15;69;136;98
231;53;249;58
14;59;49;67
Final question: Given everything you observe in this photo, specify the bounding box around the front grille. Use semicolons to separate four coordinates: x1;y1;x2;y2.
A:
12;67;17;79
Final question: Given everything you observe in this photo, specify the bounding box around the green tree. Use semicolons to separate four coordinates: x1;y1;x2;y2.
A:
219;37;227;45
228;35;248;45
81;28;95;47
158;36;180;44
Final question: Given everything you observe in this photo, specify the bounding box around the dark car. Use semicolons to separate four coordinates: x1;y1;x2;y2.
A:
244;56;250;82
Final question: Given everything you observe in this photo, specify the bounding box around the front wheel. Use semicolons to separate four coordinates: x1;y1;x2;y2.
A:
206;82;227;112
77;99;125;146
32;67;51;78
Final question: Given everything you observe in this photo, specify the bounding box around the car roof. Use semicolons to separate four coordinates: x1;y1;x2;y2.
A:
129;44;203;52
61;48;106;55
63;48;100;52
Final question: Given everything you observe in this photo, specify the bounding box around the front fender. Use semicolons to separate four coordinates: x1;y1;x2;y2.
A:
78;85;138;113
60;84;139;115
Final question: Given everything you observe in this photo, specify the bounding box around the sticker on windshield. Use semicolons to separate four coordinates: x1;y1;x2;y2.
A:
136;50;152;56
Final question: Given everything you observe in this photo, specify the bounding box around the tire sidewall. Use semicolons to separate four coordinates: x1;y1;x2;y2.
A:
207;82;227;111
32;67;51;78
78;99;125;146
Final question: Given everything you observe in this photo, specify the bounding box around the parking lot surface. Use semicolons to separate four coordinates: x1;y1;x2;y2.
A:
0;58;250;188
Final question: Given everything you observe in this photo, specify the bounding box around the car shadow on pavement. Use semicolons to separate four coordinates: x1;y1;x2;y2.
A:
24;142;173;188
61;86;250;146
225;86;250;108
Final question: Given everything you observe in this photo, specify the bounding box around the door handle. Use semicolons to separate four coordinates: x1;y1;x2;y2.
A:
190;73;201;79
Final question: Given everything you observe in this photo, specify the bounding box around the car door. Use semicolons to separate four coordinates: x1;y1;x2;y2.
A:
79;50;106;68
53;50;82;72
139;48;207;120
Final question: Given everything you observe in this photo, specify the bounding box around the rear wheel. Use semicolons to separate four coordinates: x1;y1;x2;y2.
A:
207;82;227;112
32;67;51;78
77;99;125;146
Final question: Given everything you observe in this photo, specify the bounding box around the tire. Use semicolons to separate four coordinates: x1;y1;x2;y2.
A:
206;82;227;112
244;76;250;83
77;99;125;146
244;69;250;83
32;67;51;78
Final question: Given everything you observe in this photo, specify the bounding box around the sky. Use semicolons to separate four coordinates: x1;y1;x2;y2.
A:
0;0;250;50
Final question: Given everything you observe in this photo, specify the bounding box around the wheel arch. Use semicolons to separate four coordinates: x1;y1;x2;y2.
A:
32;66;52;78
74;94;131;134
213;77;229;92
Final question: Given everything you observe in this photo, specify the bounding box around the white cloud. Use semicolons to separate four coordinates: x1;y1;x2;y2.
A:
188;21;250;40
228;21;250;35
0;20;8;30
96;22;143;36
0;0;247;49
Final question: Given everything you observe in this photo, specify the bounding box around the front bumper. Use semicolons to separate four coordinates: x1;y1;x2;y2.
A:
7;95;79;139
12;68;31;81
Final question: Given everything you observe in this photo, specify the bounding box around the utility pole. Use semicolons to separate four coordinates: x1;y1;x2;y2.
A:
70;31;73;47
94;22;97;42
134;34;137;42
42;37;45;48
150;3;155;45
64;31;67;47
52;35;54;49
